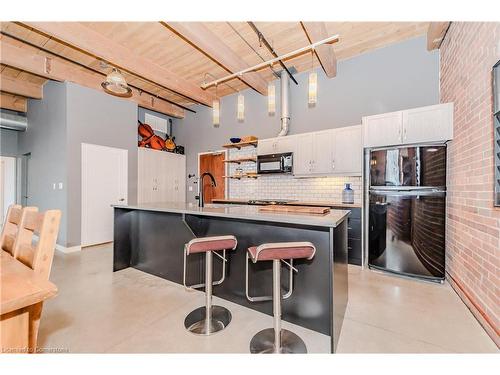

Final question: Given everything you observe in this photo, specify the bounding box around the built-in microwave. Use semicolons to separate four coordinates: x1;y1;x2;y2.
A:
257;152;293;174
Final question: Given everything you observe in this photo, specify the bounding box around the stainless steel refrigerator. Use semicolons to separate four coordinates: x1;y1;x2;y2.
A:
368;144;447;282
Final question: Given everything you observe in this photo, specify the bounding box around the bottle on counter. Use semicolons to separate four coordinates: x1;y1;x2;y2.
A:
342;183;354;204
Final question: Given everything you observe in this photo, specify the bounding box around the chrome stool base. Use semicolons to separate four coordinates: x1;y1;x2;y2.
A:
184;306;232;335
250;328;307;354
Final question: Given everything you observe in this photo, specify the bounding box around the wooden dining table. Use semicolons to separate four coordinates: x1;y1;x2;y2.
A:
1;251;57;353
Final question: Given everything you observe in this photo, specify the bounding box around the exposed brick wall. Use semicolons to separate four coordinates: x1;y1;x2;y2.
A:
440;22;500;345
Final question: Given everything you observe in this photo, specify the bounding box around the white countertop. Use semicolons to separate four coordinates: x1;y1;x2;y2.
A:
113;202;350;228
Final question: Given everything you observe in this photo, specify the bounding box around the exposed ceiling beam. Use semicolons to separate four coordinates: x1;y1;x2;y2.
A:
427;22;451;50
0;74;43;99
0;39;185;118
301;22;337;78
163;22;268;95
0;93;27;112
20;22;214;106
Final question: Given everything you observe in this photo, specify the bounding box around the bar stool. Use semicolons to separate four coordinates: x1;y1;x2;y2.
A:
183;235;237;335
246;242;316;354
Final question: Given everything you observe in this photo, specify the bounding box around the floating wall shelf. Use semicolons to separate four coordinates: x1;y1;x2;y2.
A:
222;140;258;149
223;174;260;180
223;157;257;164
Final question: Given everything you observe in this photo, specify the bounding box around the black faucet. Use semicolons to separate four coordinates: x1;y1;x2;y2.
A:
197;172;217;207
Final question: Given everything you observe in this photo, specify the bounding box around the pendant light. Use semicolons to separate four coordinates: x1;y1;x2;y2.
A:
213;84;220;128
268;82;276;115
308;50;317;106
101;68;132;98
237;92;245;122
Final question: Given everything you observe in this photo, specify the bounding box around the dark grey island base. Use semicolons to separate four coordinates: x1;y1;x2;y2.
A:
113;202;349;353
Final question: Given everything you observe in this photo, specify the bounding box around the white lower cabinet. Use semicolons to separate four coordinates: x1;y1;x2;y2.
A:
138;148;186;203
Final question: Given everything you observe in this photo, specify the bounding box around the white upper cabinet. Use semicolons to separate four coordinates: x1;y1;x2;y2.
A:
312;130;335;175
402;103;453;144
362;111;403;148
333;125;362;176
292;127;361;177
293;133;314;175
363;103;454;148
257;135;296;155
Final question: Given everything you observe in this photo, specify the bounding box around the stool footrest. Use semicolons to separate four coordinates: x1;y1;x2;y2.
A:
183;249;226;290
245;252;294;302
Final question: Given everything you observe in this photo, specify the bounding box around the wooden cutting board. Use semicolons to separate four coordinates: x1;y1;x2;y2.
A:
259;205;330;215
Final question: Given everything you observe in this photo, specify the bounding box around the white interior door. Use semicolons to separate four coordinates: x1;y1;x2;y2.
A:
81;143;128;247
0;156;17;226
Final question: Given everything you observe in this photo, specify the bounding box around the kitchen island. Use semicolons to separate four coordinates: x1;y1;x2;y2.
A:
113;202;349;353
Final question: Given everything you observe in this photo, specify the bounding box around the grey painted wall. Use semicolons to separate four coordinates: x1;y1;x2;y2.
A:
17;81;138;247
66;82;138;247
175;36;440;203
0;128;19;157
17;81;68;245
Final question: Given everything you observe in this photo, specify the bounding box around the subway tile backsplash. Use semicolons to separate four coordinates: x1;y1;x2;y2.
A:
227;147;362;204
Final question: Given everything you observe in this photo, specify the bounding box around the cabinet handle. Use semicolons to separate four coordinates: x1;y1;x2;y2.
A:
403;127;407;140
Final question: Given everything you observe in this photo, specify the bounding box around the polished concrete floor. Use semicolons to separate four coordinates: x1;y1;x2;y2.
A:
38;244;498;353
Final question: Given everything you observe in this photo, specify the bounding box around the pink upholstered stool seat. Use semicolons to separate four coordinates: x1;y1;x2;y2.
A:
186;235;237;254
248;242;316;263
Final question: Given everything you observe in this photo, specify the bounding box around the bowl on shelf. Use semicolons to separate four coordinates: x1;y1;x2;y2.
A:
229;137;241;144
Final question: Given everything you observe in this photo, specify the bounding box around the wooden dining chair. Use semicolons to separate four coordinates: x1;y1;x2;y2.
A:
13;208;62;350
0;204;23;256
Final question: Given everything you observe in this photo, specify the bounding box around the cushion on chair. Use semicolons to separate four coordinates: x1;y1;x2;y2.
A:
186;235;237;254
248;242;316;263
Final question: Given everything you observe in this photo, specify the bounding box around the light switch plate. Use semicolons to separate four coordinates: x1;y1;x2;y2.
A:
58;182;63;190
188;186;193;191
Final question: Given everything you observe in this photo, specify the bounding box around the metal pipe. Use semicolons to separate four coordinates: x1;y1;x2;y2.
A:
0;111;28;131
205;251;213;325
273;259;282;353
247;22;298;85
278;70;290;137
201;33;339;89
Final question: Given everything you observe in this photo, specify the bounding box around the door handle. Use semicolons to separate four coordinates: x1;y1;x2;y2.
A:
119;198;125;202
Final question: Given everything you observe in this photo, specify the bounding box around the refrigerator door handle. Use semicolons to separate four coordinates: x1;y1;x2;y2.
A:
370;189;445;197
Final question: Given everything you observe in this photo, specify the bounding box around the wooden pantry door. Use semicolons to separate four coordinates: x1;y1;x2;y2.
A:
198;151;226;203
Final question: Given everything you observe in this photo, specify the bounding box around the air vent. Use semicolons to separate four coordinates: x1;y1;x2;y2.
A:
144;113;169;135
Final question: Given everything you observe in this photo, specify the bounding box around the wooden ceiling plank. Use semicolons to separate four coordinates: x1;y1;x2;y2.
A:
0;74;43;99
0;40;184;118
21;22;214;106
164;22;268;95
427;22;450;50
301;22;337;78
0;93;27;112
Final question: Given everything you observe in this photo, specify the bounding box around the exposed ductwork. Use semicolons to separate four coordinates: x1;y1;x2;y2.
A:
0;111;28;132
278;69;290;137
